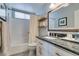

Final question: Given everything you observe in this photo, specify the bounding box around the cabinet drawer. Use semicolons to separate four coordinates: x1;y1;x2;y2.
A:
55;47;77;56
39;40;49;50
71;43;79;53
48;43;77;56
37;45;49;56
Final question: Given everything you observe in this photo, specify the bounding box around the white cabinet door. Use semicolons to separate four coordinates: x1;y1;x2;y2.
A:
37;43;49;56
41;40;59;56
37;45;43;56
48;43;59;56
42;41;50;56
55;47;77;56
37;40;49;56
41;46;49;56
41;40;49;56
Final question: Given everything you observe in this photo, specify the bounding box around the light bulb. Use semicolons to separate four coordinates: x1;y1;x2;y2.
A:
63;3;70;7
49;3;55;9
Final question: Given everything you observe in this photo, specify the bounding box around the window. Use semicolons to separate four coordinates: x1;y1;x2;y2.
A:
0;8;5;17
14;11;30;19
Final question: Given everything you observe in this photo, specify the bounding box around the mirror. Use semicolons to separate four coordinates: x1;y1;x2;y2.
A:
48;3;79;31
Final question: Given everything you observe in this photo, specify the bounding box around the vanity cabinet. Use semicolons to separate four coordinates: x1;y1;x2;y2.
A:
48;42;76;56
36;38;77;56
37;39;49;56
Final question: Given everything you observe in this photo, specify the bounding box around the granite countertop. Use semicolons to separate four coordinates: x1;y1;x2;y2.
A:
37;36;79;44
36;36;79;55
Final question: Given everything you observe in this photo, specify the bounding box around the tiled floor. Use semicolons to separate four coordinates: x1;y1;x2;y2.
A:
0;47;36;56
11;49;36;56
11;51;29;56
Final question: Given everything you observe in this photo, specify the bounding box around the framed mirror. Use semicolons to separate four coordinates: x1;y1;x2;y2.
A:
48;3;79;31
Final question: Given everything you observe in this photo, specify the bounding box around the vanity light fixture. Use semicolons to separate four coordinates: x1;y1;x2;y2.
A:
49;3;70;12
49;3;55;9
49;3;63;10
63;3;70;7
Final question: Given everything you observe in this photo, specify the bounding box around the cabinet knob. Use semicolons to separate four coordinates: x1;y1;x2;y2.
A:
56;53;61;56
39;42;43;45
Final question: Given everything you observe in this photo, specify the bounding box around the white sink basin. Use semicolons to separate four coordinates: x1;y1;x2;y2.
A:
43;36;57;40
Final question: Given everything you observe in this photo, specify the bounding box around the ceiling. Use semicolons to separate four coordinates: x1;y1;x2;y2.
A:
7;3;50;16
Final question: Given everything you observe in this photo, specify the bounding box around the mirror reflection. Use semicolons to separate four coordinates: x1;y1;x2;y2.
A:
48;3;79;30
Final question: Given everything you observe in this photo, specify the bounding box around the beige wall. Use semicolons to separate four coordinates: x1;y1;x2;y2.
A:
29;15;42;44
1;20;9;55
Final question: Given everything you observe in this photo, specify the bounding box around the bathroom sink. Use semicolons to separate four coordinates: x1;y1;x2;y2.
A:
43;36;57;40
